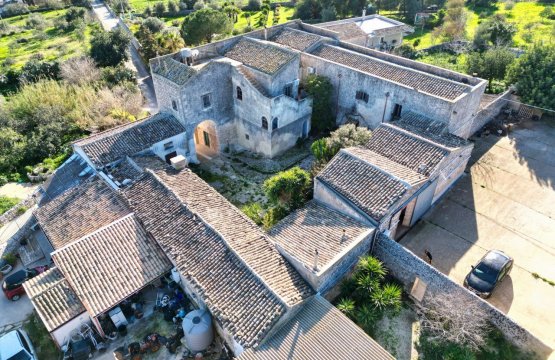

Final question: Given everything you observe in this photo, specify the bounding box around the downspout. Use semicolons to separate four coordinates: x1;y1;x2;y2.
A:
381;92;390;123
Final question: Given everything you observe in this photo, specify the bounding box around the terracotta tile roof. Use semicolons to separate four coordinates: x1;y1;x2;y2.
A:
365;124;449;177
271;27;322;51
35;178;131;249
151;56;198;85
152;168;313;306
23;268;85;332
108;157;143;184
316;150;409;222
39;154;94;205
394;112;470;149
269;201;373;271
319;22;367;40
345;147;427;186
123;172;288;348
311;44;470;100
239;295;394;360
130;153;167;171
52;214;172;316
74;113;186;167
225;38;297;75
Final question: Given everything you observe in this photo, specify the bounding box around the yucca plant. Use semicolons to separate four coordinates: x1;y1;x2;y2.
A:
336;298;356;319
355;304;381;334
356;255;387;281
370;283;402;313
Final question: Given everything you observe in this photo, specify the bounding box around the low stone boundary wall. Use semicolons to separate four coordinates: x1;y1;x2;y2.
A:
470;89;513;136
0;194;38;228
373;235;551;357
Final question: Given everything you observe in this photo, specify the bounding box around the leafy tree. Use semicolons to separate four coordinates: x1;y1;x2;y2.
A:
65;7;86;24
310;124;372;163
0;128;26;175
263;166;311;209
158;30;185;53
241;202;263;225
18;59;61;84
90;27;131;67
506;45;555;109
246;0;261;11
294;0;322;20
167;0;179;15
101;65;136;87
262;205;288;230
111;0;130;13
154;1;167;16
441;0;467;40
223;2;241;22
321;4;337;21
393;43;418;59
137;27;161;61
467;47;514;93
142;17;165;34
192;0;205;10
180;8;232;45
304;74;334;133
61;57;101;86
26;13;47;30
473;14;517;49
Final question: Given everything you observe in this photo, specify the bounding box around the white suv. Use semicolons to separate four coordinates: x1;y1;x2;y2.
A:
0;330;37;360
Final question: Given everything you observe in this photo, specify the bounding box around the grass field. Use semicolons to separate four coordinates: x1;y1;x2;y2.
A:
405;1;555;49
0;9;99;69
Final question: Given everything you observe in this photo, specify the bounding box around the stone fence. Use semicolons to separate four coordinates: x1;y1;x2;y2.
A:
469;88;514;136
0;194;38;229
373;235;552;357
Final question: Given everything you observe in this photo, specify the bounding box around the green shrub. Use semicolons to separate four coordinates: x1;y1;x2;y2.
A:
2;252;17;266
417;331;476;360
0;196;19;215
304;74;334;133
336;297;356;318
241;202;263;225
16;206;28;215
262;206;288;230
263;166;311;209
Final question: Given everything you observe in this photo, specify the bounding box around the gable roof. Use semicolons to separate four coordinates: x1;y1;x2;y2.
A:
271;27;323;51
225;37;297;75
123;172;292;348
52;214;171;316
316;150;409;222
394;111;470;149
365;124;449;177
34;178;131;249
311;44;470;100
269;200;374;272
151;168;313;305
39;154;93;205
23;268;86;332
318;21;368;40
74;113;186;167
151;56;198;85
239;295;394;360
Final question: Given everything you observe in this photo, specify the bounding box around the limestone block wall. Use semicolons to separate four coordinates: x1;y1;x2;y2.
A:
433;145;473;203
300;53;455;130
373;234;550;356
152;73;183;120
269;114;310;157
468;89;513;136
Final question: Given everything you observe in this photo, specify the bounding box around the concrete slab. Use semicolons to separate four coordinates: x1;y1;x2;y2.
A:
401;118;555;356
0;262;35;330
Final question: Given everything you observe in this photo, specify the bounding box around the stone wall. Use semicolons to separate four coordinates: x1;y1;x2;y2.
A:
373;234;550;356
469;89;513;136
0;195;37;228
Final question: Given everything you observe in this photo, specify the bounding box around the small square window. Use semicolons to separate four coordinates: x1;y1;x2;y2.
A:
356;91;369;103
202;94;211;108
245;134;250;140
171;100;177;111
163;141;174;150
284;84;293;97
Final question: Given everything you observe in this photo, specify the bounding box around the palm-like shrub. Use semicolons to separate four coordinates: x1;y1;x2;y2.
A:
336;298;356;319
355;304;381;334
357;255;387;280
370;283;402;313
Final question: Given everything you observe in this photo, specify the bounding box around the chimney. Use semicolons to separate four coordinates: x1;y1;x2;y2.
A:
341;229;347;242
313;249;319;271
263;26;268;41
362;8;366;18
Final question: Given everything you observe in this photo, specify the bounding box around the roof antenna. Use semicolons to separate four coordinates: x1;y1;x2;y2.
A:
341;229;347;242
313;249;319;271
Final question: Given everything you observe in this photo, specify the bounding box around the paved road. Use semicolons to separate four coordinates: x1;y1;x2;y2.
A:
401;118;555;358
90;0;158;114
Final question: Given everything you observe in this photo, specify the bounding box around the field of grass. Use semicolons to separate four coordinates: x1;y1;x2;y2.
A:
406;1;555;49
0;8;99;69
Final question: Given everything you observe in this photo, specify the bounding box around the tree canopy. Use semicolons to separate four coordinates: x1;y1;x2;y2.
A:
180;8;232;45
473;14;517;49
506;45;555;109
304;74;334;133
467;47;515;93
90;27;131;67
263;166;312;210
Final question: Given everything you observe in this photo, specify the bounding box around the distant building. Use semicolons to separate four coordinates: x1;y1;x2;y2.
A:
316;14;415;51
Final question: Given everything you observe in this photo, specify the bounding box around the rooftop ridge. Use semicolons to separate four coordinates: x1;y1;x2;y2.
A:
382;122;455;153
144;169;290;308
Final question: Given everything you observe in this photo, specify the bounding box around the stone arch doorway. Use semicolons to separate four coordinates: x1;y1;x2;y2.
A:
194;120;219;161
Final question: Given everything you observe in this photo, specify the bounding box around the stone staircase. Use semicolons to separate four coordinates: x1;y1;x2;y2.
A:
238;66;269;97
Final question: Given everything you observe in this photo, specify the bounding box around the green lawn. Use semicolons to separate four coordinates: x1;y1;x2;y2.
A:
406;1;555;49
0;9;99;69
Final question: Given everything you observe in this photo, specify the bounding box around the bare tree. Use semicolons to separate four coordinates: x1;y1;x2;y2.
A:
61;56;101;86
416;292;491;351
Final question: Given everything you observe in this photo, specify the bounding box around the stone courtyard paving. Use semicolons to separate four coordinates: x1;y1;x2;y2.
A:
401;116;555;358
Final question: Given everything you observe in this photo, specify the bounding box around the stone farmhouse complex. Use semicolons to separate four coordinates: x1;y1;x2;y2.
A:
18;19;489;359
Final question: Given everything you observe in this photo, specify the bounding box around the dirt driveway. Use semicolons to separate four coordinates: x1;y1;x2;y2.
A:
401;117;555;357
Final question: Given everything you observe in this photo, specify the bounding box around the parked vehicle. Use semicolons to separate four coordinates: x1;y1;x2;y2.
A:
0;329;37;360
464;250;513;298
2;265;48;301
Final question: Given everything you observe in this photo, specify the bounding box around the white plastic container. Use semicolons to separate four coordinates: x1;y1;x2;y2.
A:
182;310;213;353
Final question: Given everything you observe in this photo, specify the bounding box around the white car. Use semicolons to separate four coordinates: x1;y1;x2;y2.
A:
0;330;37;360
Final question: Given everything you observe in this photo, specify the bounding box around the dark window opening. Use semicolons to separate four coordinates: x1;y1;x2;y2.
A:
356;90;369;103
245;134;250;140
172;100;177;111
393;103;403;118
272;117;278;130
236;86;243;100
284;84;293;97
203;131;211;147
165;151;177;164
202;94;211;108
163;141;174;150
262;117;268;130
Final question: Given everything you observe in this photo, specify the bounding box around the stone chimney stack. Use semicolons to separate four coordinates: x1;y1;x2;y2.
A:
263;26;268;41
362;9;366;18
313;249;319;271
341;229;347;242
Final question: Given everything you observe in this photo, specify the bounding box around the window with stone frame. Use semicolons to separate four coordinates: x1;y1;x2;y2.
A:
202;93;212;108
284;83;293;97
262;117;268;130
272;117;278;130
355;90;369;103
236;86;243;100
172;100;178;111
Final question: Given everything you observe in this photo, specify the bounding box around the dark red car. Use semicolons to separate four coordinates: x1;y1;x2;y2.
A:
2;266;48;301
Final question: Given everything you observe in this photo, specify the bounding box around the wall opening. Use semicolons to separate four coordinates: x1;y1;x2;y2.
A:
194;120;219;161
